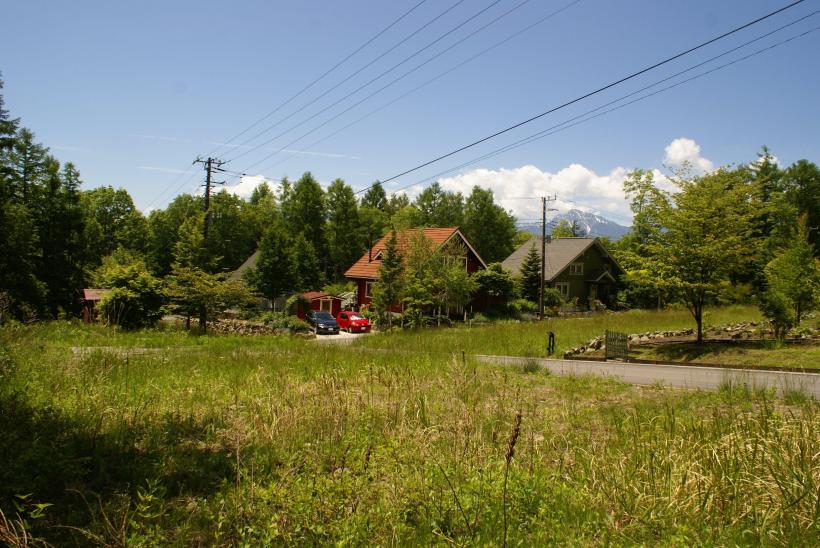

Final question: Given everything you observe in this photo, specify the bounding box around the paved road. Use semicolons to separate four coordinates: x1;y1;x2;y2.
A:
476;355;820;398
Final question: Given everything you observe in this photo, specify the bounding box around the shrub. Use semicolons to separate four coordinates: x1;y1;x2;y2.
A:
758;289;795;340
258;312;311;333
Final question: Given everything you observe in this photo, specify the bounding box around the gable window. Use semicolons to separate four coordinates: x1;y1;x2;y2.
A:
373;251;383;261
365;281;375;298
569;262;584;276
554;282;570;298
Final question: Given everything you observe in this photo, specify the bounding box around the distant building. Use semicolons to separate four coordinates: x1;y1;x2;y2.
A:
79;288;109;323
502;237;625;309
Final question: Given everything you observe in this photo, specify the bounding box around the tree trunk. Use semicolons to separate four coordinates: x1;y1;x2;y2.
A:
695;306;703;344
199;305;207;334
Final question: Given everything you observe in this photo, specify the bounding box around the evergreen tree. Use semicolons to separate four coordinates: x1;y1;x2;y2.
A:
284;172;326;262
292;233;321;290
326;178;361;279
205;190;258;272
782;159;820;255
165;266;255;333
462;186;516;263
6;128;49;202
361;180;387;211
245;222;299;300
146;193;202;275
414;182;464;227
372;230;403;325
519;244;542;303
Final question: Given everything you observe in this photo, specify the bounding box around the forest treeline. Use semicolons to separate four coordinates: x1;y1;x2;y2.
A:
1;74;818;338
0;77;518;322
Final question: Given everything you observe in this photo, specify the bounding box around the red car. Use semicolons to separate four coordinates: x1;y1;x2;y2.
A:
335;310;371;333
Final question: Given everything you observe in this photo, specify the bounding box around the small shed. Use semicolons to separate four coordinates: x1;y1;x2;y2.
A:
296;292;343;319
80;288;110;323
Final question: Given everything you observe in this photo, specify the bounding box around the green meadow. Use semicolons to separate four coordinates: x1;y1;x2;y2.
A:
1;308;818;546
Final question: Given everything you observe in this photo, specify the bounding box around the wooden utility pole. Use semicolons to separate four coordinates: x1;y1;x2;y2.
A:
539;195;558;320
195;157;226;240
192;157;225;333
539;197;546;320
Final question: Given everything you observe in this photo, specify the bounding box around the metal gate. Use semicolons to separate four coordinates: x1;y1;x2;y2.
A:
605;330;629;361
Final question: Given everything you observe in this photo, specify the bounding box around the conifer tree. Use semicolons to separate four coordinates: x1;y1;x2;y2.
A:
519;244;542;303
326;178;361;279
372;230;404;326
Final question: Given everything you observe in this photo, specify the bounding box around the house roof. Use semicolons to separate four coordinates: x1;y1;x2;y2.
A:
301;291;342;301
344;227;485;280
82;288;109;302
501;237;624;281
230;249;260;281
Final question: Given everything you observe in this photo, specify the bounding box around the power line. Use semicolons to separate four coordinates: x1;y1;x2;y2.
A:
381;10;818;199
143;1;429;209
226;0;511;166
205;0;430;159
223;0;471;163
256;0;584;175
369;0;806;189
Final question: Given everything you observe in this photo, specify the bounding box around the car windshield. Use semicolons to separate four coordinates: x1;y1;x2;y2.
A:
349;314;365;320
314;312;334;320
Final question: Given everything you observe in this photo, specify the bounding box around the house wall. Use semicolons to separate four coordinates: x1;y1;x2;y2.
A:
297;297;343;319
550;245;621;306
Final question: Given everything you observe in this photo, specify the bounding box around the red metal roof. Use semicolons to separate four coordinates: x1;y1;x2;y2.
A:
344;227;460;280
82;288;109;301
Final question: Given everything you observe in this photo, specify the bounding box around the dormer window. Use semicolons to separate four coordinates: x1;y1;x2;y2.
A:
373;251;383;261
569;262;584;276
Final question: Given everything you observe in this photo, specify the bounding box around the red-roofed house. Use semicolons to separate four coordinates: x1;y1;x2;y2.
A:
344;227;486;311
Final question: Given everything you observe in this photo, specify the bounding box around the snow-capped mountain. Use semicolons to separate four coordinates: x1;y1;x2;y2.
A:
521;209;630;239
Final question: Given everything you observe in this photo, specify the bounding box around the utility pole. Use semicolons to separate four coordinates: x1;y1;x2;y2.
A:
192;157;225;334
539;195;558;320
194;156;226;240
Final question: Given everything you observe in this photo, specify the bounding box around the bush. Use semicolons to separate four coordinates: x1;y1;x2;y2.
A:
758;289;795;340
258;312;311;333
94;250;163;329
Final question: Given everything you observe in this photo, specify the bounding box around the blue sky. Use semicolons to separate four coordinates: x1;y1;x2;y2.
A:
2;0;819;222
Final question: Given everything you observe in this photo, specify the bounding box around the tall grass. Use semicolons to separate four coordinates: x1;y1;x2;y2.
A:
1;315;817;545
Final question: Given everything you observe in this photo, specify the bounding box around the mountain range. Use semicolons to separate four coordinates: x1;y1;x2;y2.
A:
520;208;630;239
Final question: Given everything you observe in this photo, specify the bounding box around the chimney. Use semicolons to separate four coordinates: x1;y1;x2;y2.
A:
368;246;372;263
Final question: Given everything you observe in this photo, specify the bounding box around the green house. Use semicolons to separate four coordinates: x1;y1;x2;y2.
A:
502;237;626;309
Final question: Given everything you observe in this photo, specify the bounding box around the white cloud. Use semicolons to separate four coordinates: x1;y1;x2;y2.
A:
224;175;273;200
428;164;635;224
393;137;713;226
663;137;713;173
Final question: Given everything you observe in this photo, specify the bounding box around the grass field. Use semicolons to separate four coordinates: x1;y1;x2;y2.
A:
357;305;764;357
1;308;818;546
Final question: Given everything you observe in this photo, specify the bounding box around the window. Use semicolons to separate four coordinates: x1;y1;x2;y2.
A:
554;282;570;298
365;281;375;298
569;262;584;276
373;251;383;261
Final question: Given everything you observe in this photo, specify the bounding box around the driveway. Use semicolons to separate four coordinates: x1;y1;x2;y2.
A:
314;330;372;344
476;355;820;398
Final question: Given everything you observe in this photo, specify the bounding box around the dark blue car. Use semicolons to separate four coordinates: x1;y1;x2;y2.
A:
306;310;339;334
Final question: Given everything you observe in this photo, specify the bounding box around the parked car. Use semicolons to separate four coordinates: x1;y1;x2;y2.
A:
305;310;339;334
336;310;371;333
